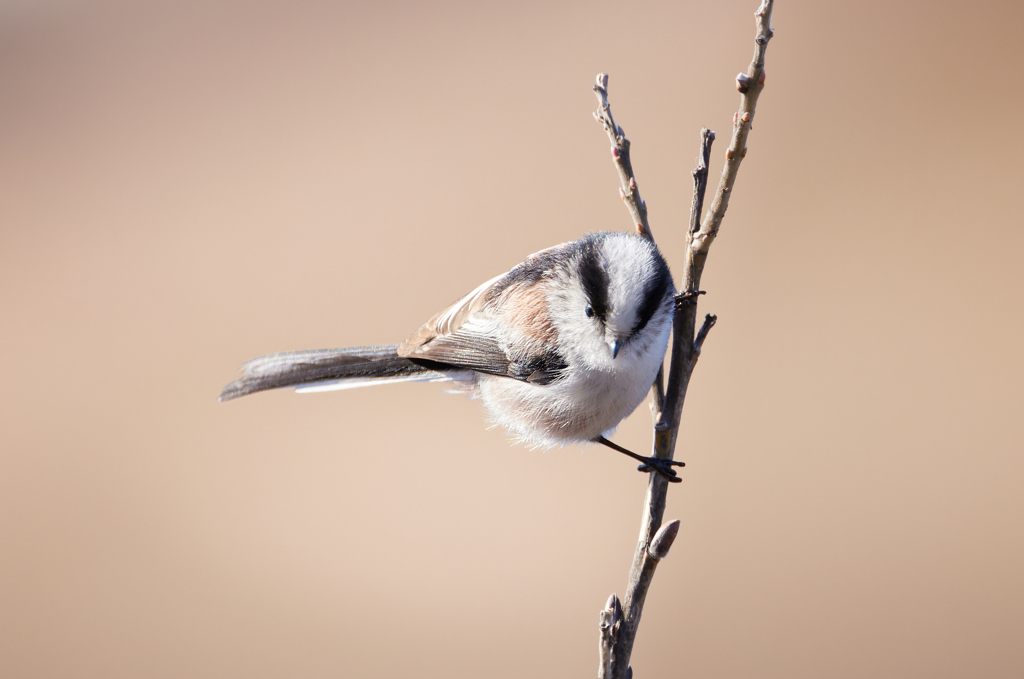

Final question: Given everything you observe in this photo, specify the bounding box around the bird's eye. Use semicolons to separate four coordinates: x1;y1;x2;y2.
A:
585;305;595;318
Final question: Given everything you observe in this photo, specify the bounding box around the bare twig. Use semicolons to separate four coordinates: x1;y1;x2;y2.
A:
688;128;715;245
595;2;775;677
593;74;654;242
685;0;776;286
694;314;718;355
651;368;666;423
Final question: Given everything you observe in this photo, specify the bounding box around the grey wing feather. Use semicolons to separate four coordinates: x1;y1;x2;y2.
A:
400;330;511;377
396;273;518;379
399;273;503;349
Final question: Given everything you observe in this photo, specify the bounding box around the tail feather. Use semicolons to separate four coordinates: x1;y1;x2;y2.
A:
219;344;448;402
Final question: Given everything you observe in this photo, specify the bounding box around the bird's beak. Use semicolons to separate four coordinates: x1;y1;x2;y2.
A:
608;339;621;359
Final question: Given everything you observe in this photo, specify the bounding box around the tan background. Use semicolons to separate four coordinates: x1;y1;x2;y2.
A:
2;0;1022;677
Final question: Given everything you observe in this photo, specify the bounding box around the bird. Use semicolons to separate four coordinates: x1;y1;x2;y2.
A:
220;231;684;481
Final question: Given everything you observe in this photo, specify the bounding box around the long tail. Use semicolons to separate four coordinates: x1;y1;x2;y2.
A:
218;344;449;402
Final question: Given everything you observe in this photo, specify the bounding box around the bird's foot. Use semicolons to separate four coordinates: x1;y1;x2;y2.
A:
636;456;685;483
593;435;685;483
675;290;706;307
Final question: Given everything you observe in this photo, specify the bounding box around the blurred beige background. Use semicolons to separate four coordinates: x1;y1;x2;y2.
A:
2;0;1022;677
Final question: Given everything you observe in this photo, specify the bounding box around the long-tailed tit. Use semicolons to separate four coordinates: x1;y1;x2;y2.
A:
220;231;684;480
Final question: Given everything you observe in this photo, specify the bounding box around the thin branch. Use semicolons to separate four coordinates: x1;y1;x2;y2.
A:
688;128;715;251
611;131;717;676
627;520;682;617
686;0;776;284
592;74;654;242
595;2;775;677
651;366;666;423
694;313;718;354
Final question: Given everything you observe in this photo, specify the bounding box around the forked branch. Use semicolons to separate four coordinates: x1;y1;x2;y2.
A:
594;2;775;677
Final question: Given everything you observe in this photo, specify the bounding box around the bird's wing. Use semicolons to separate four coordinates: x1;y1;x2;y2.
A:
397;272;513;378
409;272;505;340
398;243;569;381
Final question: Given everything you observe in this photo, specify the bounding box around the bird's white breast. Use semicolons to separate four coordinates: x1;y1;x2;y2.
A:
475;316;670;447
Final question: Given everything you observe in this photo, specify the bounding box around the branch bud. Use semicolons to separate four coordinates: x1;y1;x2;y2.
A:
648;520;681;561
735;73;751;94
599;593;622;630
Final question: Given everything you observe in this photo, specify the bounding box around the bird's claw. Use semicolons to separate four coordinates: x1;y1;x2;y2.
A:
675;290;706;307
592;436;685;483
637;457;685;482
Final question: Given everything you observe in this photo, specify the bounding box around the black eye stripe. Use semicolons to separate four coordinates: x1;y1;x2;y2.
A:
578;238;609;320
632;257;673;334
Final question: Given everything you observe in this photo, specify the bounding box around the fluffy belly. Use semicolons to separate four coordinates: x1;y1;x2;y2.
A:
476;362;656;447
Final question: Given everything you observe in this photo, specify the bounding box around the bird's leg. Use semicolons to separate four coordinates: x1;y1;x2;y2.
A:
593;435;684;483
